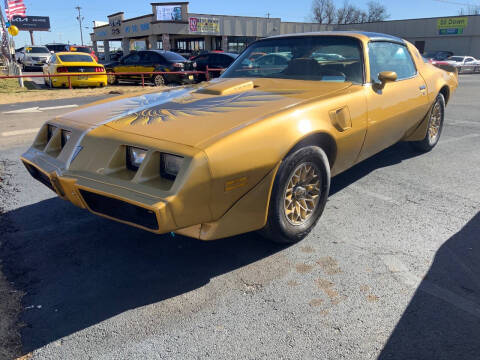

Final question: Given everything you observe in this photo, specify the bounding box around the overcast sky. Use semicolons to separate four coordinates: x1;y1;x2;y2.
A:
4;0;476;47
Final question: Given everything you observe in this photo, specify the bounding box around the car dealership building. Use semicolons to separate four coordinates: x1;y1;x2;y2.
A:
91;2;480;59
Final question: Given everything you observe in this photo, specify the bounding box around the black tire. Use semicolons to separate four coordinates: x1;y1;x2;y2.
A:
410;93;445;152
107;71;118;85
153;74;166;86
260;146;331;244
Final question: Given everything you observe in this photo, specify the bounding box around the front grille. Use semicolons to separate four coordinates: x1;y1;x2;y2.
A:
79;189;159;230
22;161;55;193
66;66;98;72
183;62;194;71
32;57;47;61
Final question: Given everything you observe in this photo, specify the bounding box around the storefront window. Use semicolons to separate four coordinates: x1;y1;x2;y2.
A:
227;37;256;53
175;39;205;52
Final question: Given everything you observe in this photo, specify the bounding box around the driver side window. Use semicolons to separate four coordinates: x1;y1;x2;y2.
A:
123;53;140;65
369;42;416;82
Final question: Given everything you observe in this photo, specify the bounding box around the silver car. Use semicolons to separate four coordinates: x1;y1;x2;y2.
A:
445;56;480;74
17;46;51;70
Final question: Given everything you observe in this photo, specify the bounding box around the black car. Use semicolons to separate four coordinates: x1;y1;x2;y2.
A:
191;52;238;81
423;50;454;61
105;50;195;86
45;43;69;53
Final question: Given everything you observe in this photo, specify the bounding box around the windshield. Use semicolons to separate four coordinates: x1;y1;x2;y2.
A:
222;36;363;83
59;54;94;63
162;51;187;62
448;56;464;62
26;47;49;54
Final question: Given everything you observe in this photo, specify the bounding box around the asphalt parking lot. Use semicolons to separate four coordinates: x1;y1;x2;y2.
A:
0;75;479;360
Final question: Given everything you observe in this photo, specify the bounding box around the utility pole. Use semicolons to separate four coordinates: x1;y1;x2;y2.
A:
75;6;84;45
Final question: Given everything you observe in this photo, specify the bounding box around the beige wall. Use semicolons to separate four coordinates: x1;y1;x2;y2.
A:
92;12;480;57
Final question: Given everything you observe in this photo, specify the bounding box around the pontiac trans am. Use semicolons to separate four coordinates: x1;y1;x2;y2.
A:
21;32;458;243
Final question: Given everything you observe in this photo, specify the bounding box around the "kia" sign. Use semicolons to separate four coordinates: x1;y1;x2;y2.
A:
11;15;50;31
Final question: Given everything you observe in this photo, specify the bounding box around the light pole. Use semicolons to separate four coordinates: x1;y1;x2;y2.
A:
75;6;84;45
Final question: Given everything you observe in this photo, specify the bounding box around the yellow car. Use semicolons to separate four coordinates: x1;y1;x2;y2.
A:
43;52;107;88
23;32;458;243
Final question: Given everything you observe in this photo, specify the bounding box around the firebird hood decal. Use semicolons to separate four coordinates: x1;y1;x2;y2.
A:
56;78;352;148
111;90;295;126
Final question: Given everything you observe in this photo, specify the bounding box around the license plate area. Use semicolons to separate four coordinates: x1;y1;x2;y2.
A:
78;75;88;80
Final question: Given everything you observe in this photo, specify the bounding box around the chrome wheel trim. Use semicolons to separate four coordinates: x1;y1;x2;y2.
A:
107;73;116;85
283;163;321;226
154;75;164;86
428;101;442;144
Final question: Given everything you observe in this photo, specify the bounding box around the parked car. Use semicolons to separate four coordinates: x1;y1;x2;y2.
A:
191;52;237;81
105;50;195;86
17;46;51;70
21;31;458;243
42;52;107;88
68;45;98;62
14;47;24;62
45;43;69;53
443;56;480;73
423;50;454;61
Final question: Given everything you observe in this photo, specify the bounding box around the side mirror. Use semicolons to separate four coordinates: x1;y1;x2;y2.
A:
375;71;397;90
50;51;54;54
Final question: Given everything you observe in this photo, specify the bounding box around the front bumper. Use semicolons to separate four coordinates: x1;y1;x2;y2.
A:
21;121;276;240
23;59;48;67
165;73;195;84
21;153;179;234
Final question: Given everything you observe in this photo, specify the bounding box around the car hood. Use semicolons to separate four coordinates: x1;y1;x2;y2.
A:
58;77;352;148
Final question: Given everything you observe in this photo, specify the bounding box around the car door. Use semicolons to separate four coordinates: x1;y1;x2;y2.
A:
358;41;430;162
193;54;209;72
463;57;475;73
138;51;156;77
115;53;141;80
209;54;228;77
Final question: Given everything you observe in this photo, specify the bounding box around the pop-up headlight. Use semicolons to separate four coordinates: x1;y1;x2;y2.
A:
61;130;72;147
126;146;148;171
47;124;57;142
161;153;184;180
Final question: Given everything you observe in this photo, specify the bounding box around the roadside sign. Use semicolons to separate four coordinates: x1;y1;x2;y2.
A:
11;15;50;31
437;17;468;36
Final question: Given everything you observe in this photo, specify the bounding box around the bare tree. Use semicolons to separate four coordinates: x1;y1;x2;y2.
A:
336;1;369;24
366;1;389;22
311;0;389;24
458;5;480;15
312;0;336;24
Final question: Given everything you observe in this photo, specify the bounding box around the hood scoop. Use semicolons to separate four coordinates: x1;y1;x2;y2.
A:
196;79;255;96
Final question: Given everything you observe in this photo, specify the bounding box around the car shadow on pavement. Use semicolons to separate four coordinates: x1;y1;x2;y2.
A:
378;212;480;360
330;141;421;195
0;197;288;353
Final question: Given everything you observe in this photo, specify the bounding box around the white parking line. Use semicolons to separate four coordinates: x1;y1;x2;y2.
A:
1;128;40;137
349;184;400;205
2;104;78;114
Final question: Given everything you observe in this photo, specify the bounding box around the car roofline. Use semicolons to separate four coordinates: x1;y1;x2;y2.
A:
264;31;405;44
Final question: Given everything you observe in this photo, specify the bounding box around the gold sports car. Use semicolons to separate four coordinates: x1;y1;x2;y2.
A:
43;52;107;88
22;32;458;243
